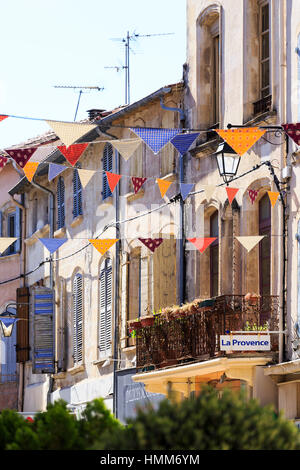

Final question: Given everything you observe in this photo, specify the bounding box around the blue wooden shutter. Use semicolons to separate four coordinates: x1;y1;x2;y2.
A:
99;258;112;358
102;144;113;200
73;169;83;218
15;207;21;253
73;274;83;364
57;176;65;229
32;287;55;374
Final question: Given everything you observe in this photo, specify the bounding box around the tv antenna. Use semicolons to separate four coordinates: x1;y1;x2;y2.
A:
53;85;104;121
107;31;174;105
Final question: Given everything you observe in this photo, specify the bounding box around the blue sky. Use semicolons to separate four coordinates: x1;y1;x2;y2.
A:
0;0;186;148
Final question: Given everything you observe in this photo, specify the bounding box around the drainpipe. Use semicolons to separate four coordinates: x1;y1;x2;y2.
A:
113;147;120;416
160;98;186;305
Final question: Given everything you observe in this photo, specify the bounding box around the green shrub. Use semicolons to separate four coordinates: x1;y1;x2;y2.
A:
95;387;300;450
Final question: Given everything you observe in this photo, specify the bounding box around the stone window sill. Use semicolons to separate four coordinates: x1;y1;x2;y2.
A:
25;224;50;246
99;197;113;210
53;371;67;379
54;227;67;238
0;252;19;261
70;214;83;228
68;364;85;375
159;172;177;182
125;189;145;203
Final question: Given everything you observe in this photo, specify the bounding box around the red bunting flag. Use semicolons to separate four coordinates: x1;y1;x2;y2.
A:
106;172;122;193
138;238;163;253
188;237;217;254
226;187;239;205
4;147;38;168
0;156;8;169
0;115;8;122
132;177;147;194
58;143;88;166
248;189;259;205
282;123;300;146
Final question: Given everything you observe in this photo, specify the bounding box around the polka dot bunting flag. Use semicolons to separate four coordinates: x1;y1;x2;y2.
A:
132;177;147;194
215;128;266;156
4;147;38;168
138;238;163;253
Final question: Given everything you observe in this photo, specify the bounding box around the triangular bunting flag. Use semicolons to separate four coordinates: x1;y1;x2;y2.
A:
0;318;17;337
132;177;147;194
46;120;97;148
130;127;181;154
23;161;39;182
111;139;142;161
188;237;217;254
282;123;300;146
4;147;38;168
170;133;200;155
180;183;194;201
0;237;18;254
248;189;259;205
78;169;96;188
156;178;172;198
58;143;89;166
235;236;265;253
89;239;119;255
203;185;216;201
105;172;122;193
226;187;239;205
0;115;8;122
0;156;8;169
268;191;279;208
38;238;68;254
48;163;67;182
138;238;163;253
215;128;266;156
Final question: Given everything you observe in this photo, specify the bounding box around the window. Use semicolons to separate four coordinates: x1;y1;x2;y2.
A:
57;176;65;229
210;211;219;297
0;208;21;255
127;249;141;346
102;144;113;200
32;197;38;234
212;34;220;126
260;2;270;98
99;258;112;358
259;193;271;295
72;273;83;364
73;168;82;218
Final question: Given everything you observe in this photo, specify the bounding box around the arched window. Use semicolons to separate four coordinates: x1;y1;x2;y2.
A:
99;258;112;358
102;144;113;200
210;211;219;297
72;273;83;364
57;176;65;229
73;168;82;218
259;193;271;295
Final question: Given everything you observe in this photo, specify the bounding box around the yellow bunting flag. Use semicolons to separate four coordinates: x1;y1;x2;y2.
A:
235;236;265;253
23;161;39;182
203;184;216;201
0;237;18;254
156;178;172;198
215;128;266;156
77;169;96;188
110;139;142;161
89;239;119;255
268;191;280;208
45;120;97;148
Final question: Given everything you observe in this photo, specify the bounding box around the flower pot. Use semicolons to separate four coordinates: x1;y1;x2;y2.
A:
140;316;154;327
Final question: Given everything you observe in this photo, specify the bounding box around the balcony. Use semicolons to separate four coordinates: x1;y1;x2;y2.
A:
253;94;272;116
132;295;280;370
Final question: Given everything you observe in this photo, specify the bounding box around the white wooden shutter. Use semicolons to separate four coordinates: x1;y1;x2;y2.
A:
32;287;55;374
98;258;112;358
73;274;83;364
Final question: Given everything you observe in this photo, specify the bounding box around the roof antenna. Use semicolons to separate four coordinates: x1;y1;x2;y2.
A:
53;85;104;121
106;31;174;105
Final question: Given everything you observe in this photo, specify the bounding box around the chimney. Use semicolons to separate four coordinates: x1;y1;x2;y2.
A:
87;109;106;121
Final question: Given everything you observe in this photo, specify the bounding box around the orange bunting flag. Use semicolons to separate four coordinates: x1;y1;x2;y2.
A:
215;128;266;156
156;178;172;198
0;115;8;122
23;161;39;182
226;187;239;205
188;237;217;254
105;172;122;193
58;143;88;166
268;191;279;208
89;239;119;255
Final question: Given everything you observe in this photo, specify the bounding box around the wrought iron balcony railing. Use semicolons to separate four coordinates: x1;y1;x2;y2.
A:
253;94;272;116
135;295;280;370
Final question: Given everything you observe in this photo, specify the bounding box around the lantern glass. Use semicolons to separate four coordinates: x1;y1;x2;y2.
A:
214;143;241;184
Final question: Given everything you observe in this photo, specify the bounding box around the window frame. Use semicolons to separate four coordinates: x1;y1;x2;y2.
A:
72;166;83;219
98;257;113;359
259;193;271;296
57;176;65;230
210;210;219;298
259;1;271;99
102;143;113;201
72;273;83;365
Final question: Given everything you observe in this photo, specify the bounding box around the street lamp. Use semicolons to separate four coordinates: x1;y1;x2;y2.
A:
213;142;241;185
0;317;17;337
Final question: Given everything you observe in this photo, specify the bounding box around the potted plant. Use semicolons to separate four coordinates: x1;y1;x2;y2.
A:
244;292;260;305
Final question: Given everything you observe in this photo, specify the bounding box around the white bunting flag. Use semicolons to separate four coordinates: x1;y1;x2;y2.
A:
235;236;265;252
45;120;97;148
